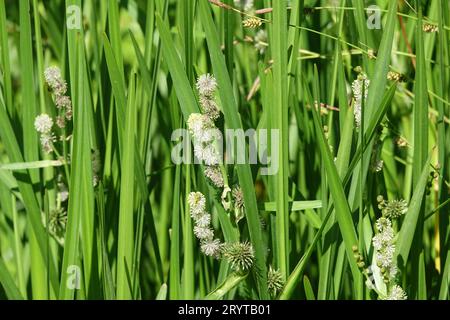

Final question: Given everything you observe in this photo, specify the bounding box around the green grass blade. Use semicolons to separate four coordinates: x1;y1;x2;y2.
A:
0;259;24;300
303;275;315;300
116;74;137;299
395;154;431;268
205;273;248;300
271;0;290;281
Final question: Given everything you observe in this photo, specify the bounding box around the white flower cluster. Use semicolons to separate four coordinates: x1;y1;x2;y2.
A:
368;197;408;300
373;218;396;270
44;66;73;127
34;114;55;154
188;114;221;166
35;67;74;154
188;192;222;258
196;74;220;121
381;285;408;300
189;74;224;172
352;73;370;128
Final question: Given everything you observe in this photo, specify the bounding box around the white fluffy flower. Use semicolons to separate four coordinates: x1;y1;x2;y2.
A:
195;213;211;228
376;243;395;268
40;134;56;154
187;113;215;142
375;217;392;232
201;239;222;258
196;74;217;96
34;114;54;133
194;225;214;240
44;66;67;95
199;96;221;121
44;67;62;88
188;192;206;220
204;166;224;188
194;144;220;166
382;285;407;300
352;74;370;128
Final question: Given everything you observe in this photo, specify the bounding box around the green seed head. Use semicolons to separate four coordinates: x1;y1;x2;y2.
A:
267;266;284;297
223;241;255;273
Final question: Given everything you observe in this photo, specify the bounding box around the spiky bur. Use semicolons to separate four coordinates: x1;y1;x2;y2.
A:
267;266;284;297
41;208;67;246
222;242;254;273
351;73;370;128
377;196;408;219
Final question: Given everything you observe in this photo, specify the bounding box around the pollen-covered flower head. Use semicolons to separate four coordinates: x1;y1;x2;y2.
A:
232;187;245;211
201;239;222;258
34;114;54;134
187;113;216;142
204;166;224;188
55;95;72;110
196;74;217;97
223;241;255;272
195;213;211;228
382;285;407;300
44;66;67;95
44;67;62;88
194;144;221;166
39;133;56;154
193;225;214;241
188;192;206;220
376;243;395;268
199;96;221;121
